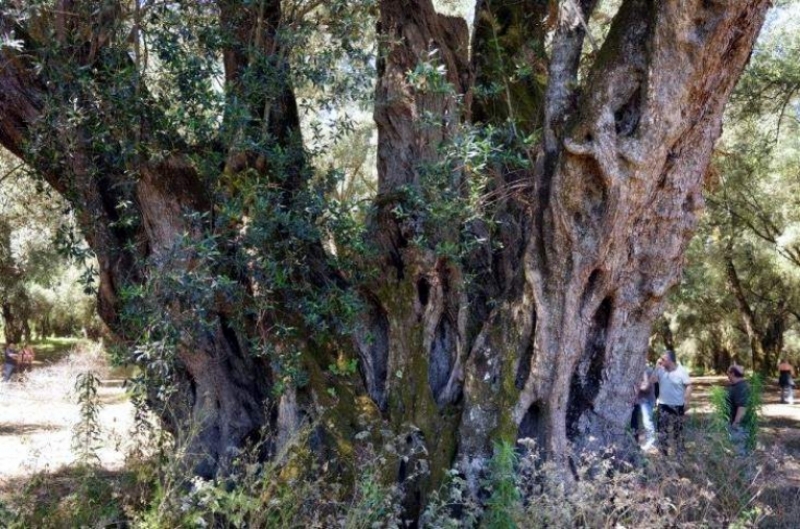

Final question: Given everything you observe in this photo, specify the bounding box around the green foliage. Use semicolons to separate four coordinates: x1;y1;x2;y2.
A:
744;374;764;451
0;468;129;529
0;149;98;341
422;432;777;528
329;356;359;377
710;385;734;434
481;441;522;529
72;370;104;465
130;424;410;529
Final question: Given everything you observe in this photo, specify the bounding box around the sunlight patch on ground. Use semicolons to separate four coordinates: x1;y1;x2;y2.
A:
0;344;133;484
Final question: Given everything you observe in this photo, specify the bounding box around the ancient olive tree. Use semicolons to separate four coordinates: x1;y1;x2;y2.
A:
0;0;771;486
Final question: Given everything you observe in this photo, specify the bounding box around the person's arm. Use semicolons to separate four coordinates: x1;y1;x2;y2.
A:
640;372;651;391
683;384;692;408
649;367;662;385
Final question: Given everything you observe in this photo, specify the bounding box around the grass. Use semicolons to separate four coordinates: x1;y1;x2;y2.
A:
22;337;86;364
2;460;160;529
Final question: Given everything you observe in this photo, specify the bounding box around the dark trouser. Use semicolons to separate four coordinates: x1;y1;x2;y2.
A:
630;404;641;433
657;404;685;454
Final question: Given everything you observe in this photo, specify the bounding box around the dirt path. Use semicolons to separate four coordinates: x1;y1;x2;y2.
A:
0;350;134;490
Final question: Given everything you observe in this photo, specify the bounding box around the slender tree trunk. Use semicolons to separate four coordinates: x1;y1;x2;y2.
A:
761;312;786;375
725;254;768;372
654;316;675;352
40;315;50;340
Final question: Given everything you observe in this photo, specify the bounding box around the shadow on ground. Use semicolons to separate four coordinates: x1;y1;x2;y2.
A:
0;423;59;437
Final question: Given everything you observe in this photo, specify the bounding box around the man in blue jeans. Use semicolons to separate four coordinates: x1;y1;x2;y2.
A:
3;343;19;382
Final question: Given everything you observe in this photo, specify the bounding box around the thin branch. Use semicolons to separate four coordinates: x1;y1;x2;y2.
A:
773;81;800;143
0;162;24;185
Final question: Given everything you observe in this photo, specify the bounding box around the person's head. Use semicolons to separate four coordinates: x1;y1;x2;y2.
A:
661;349;677;369
727;364;745;381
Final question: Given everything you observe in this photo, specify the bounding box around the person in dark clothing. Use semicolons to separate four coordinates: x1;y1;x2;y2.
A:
726;364;751;454
778;359;794;404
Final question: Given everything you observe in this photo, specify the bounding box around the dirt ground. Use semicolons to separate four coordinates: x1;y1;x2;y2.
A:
0;348;134;487
1;354;800;517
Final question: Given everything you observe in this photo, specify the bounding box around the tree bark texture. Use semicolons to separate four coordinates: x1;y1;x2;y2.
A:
0;0;772;497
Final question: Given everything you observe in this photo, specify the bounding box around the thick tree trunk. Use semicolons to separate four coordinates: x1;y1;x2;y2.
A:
0;218;29;344
365;0;772;489
0;0;773;507
2;303;23;344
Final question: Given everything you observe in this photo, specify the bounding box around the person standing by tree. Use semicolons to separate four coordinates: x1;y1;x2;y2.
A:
2;343;18;382
726;364;751;454
778;359;794;404
633;363;657;451
652;350;692;454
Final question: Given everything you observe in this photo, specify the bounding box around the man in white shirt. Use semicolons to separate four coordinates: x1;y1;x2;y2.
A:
651;349;691;454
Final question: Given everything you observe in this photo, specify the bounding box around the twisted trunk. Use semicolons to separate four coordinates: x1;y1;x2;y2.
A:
0;0;772;505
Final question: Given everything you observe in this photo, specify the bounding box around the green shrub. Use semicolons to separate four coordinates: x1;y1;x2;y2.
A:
481;441;522;529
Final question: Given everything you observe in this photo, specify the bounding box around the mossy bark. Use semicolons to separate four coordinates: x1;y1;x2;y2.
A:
0;0;773;514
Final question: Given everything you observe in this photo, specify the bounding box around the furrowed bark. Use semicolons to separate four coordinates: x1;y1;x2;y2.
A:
1;7;271;477
361;0;472;499
516;0;772;457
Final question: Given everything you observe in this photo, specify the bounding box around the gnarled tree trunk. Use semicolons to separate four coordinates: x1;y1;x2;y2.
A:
0;0;771;507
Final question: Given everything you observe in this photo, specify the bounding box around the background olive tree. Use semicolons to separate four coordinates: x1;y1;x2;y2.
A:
665;7;800;374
